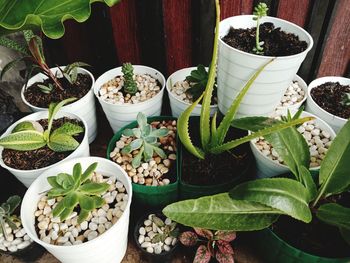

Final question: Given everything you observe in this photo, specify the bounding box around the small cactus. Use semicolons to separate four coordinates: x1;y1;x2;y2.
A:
121;63;138;95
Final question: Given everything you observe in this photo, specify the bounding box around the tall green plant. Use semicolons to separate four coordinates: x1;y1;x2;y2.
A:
252;2;268;55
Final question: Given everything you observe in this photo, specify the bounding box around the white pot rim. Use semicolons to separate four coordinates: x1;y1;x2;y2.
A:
307;76;349;122
21;157;132;250
94;65;166;108
21;67;95;111
249;110;336;170
0;111;88;174
219;15;314;60
166;67;218;109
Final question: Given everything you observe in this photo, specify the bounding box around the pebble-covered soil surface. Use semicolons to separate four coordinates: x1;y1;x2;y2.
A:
276;80;305;108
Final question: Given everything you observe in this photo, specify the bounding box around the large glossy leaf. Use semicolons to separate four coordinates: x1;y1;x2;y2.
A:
298;165;317;201
316;203;350;230
0;130;46;151
163;193;280;231
230;178;312;223
314;120;350;205
51;122;84;137
48;133;80;152
0;0;121;39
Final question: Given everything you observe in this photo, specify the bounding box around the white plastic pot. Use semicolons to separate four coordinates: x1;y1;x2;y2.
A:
250;110;336;178
21;67;97;143
166;67;218;117
218;15;313;118
94;65;165;133
306;76;349;133
0;111;89;187
276;75;307;111
21;157;132;263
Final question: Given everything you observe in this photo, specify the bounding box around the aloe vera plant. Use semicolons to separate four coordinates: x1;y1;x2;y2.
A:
121;112;169;168
0;98;84;152
0;196;21;240
177;0;312;160
47;162;109;223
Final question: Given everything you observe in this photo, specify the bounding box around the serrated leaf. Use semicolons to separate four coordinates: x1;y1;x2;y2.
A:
217;240;234;255
316;203;350;230
216;250;234;263
80;183;109;195
81;162;98;183
48;133;80;152
179;231;198;246
194;228;213;240
215;231;236;242
51;122;84;137
0;130;46;151
56;173;71;186
194;245;211;263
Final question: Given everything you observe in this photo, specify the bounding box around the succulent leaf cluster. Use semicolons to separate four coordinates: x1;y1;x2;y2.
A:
47;162;109;223
121;112;169;168
151;215;179;243
121;63;138;95
252;2;268;55
0;196;21;240
0;98;84;152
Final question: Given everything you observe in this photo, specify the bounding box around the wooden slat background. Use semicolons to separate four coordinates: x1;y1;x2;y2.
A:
44;0;350;83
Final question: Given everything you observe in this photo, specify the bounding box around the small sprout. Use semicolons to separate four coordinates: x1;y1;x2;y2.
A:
341;92;350;106
47;162;109;223
37;83;54;94
252;2;268;55
61;62;90;85
121;63;138;95
0;196;21;240
121;112;169;168
151;215;179;243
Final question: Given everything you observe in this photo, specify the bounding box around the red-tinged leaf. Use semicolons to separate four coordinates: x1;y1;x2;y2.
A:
179;231;198;247
215;231;236;242
194;228;213;240
217;240;234;255
216;250;234;263
194;245;211;263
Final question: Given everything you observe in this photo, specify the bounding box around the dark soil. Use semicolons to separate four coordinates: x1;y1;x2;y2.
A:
272;193;350;258
24;73;92;108
2;117;85;170
222;22;308;56
310;82;350;119
181;117;251;186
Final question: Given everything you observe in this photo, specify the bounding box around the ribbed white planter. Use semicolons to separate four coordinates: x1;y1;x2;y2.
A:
21;67;97;143
0;111;89;187
306;76;349;133
250;110;336;178
166;67;218;117
94;65;165;133
218;15;313;118
21;157;132;263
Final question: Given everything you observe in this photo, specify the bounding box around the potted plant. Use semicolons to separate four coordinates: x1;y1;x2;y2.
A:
107;112;178;207
0;98;89;187
166;65;218;117
21;157;132;263
163;119;350;262
217;2;313;118
306;76;350;133
94;63;166;133
176;0;312;200
0;31;97;143
0;195;45;261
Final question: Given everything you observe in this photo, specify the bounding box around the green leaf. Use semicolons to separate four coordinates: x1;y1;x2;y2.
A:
131;147;143;168
47;98;77;135
60;207;74;221
316;203;350;230
91;196;105;208
340;227;350;246
79;183;109;195
163;193;280;231
230;178;312;223
122;129;134;137
314;120;350;205
298;165;317;201
150;128;169;138
64;192;79;208
137;112;148;128
129;138;143;151
12;121;36;133
48;133;80;152
56;173;71;186
0;0;121;39
0;37;28;54
52;200;65;217
0;130;46;151
48;187;70;198
79;195;95;211
47;176;61;188
143;142;153;161
0;57;26;80
6;196;20;214
64;62;90;74
78;209;89;224
51;122;84;137
81;162;98;183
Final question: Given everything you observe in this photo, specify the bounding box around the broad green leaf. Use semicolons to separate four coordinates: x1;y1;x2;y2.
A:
163;193;281;231
122;129;134;137
12;121;36;133
48;133;80;152
47;98;77;135
129;138;143;151
314;120;350;205
79;183;109;195
6;196;20;214
298;165;317;201
137;112;148;128
52;199;65;217
150;128;169;138
92;196;105;208
81;162;98;183
59;207;74;221
230;178;312;223
316;203;350;230
0;0;121;39
79;195;95;210
340;227;350;246
152;145;166;159
143;142;153;161
78;209;89;224
47;176;61;188
72;163;82;182
0;130;46;151
56;173;71;186
51;122;84;137
64;192;79;208
48;187;70;198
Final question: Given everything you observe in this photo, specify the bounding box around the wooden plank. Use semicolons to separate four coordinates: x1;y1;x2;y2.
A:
109;0;141;64
317;0;350;77
277;0;311;27
241;0;254;15
220;0;241;19
162;0;192;75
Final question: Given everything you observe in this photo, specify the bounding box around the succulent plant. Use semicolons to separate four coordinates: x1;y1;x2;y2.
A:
151;215;179;243
121;63;138;95
179;228;236;263
252;2;268;55
0;97;84;152
341;92;350;107
0;196;21;240
47;162;110;223
121;112;169;168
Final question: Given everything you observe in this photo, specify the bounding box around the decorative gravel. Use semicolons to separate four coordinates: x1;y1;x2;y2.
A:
277;80;305;108
99;74;161;104
0;222;32;252
253;119;333;168
110;120;177;186
34;173;128;246
137;214;178;254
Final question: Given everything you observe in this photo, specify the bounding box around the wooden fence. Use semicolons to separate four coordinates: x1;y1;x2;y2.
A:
43;0;350;83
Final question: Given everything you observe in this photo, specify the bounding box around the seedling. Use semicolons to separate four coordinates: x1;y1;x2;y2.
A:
252;2;268;55
0;98;84;152
0;196;21;240
47;162;109;223
151;215;179;243
341;92;350;107
121;112;169;168
121;63;138;95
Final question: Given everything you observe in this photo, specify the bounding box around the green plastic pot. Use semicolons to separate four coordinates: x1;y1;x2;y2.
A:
107;116;179;207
